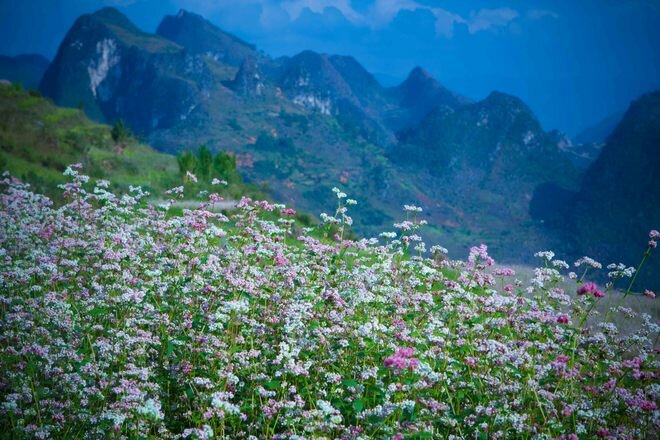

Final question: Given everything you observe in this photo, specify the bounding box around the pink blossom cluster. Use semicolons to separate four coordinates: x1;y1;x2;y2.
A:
384;347;419;371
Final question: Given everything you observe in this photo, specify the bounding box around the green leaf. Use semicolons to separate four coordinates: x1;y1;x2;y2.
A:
90;307;107;317
352;399;364;413
265;380;281;390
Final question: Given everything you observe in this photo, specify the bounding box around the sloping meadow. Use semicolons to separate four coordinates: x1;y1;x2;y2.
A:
0;167;658;439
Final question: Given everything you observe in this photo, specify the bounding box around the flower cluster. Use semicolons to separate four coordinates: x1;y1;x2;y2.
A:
383;348;419;372
577;281;605;298
0;169;658;439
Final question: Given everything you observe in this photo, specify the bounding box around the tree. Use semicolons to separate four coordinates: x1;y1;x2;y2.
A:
213;151;241;184
176;150;197;177
196;145;213;182
111;119;131;144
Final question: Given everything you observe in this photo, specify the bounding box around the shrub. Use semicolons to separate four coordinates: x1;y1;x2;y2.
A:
111;119;131;144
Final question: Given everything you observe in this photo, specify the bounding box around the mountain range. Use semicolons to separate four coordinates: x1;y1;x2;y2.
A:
0;54;49;89
532;91;660;287
2;6;658;283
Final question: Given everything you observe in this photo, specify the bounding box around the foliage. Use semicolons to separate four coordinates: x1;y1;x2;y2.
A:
111;119;132;144
213;151;241;185
0;168;657;439
176;147;243;186
0;83;181;200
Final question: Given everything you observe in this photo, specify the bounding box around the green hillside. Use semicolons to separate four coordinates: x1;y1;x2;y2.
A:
0;83;261;203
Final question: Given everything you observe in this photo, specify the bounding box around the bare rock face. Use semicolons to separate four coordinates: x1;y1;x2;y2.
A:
40;7;211;133
226;57;265;97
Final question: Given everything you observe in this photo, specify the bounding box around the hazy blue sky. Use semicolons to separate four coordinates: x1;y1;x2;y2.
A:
1;0;659;136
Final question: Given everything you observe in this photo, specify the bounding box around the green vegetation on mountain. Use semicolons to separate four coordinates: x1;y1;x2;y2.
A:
0;83;260;203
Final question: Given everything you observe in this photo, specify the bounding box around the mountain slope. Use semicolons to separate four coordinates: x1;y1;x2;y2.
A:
388;91;580;258
37;6;590;262
574;111;624;144
571;92;660;275
532;91;660;287
0;82;178;197
39;7;204;128
156;9;257;66
0;54;49;89
395;91;577;188
385;66;471;132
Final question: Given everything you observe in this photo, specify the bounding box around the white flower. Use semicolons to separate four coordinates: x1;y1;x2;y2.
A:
534;250;555;261
137;398;163;420
404;204;423;213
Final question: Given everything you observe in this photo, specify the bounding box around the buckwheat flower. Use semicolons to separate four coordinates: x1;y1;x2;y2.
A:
165;185;184;194
574;256;602;269
493;268;515;276
320;213;339;224
211;393;240;415
557;314;569;324
468;244;494;266
346;199;357;205
650;230;660;239
63;164;82;176
649;239;657;249
393;221;413;231
431;245;448;254
643;290;656;299
137;398;163;421
384;347;419;371
534;250;555;261
404;204;423;213
185;171;198;182
552;259;569;269
332;187;347;198
576;282;603;298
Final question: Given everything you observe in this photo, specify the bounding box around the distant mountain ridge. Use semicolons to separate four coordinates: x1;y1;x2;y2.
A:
156;9;257;66
532;91;660;287
574;111;624;145
37;7;599;262
0;54;49;89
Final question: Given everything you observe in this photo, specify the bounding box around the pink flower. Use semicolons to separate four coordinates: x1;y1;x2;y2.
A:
649;240;657;249
577;282;603;298
493;267;515;276
650;230;660;239
468;244;495;267
384;347;419;372
557;314;569;324
643;289;656;299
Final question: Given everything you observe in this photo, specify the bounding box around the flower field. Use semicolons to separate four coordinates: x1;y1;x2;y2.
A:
0;166;658;439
